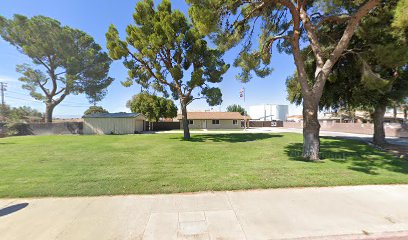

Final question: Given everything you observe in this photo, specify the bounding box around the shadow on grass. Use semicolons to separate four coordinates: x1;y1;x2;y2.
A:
173;133;283;143
284;137;408;175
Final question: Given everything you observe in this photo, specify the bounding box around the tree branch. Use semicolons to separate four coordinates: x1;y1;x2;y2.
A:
36;79;50;98
164;47;184;92
53;91;68;105
313;0;381;95
127;50;174;89
242;2;265;22
279;0;313;95
54;87;66;96
55;71;66;76
262;34;290;54
300;7;324;70
317;15;351;27
35;57;51;73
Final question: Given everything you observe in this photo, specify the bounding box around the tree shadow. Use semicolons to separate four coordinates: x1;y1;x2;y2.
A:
172;133;283;143
284;137;408;175
0;203;28;217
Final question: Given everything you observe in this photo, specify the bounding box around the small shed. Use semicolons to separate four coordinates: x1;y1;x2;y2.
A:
83;112;145;135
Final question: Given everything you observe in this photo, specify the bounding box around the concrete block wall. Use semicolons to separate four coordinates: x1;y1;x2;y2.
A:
283;122;408;138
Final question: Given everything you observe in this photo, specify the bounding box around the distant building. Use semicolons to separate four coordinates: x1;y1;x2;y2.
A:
177;112;248;129
287;115;303;122
248;104;288;121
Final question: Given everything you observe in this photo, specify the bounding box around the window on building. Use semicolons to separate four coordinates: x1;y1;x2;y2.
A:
212;119;220;125
188;120;194;125
233;120;238;125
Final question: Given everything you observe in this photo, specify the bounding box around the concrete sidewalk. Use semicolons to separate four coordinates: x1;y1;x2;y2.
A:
1;185;408;240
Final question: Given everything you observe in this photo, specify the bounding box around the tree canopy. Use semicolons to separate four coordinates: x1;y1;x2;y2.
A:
226;104;247;116
83;106;109;116
0;14;114;122
126;92;177;123
106;0;229;139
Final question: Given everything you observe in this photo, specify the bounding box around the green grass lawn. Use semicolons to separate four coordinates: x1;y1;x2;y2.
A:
0;133;407;198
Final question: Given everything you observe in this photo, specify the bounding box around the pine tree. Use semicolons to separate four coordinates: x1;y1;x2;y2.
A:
106;0;229;139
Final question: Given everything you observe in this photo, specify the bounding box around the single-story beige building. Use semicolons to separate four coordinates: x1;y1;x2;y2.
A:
177;112;247;129
83;112;146;135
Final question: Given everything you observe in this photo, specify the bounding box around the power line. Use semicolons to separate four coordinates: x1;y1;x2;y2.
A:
6;90;90;105
5;95;91;108
4;95;42;104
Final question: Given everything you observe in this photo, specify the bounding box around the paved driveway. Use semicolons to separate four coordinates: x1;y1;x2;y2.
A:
241;127;406;145
1;185;408;240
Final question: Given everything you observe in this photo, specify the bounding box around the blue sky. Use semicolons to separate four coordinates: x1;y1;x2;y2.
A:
0;0;302;118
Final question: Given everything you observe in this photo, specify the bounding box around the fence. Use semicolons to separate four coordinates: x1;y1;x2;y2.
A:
283;122;408;138
145;121;180;131
0;122;6;137
247;121;283;127
4;122;83;136
3;121;179;135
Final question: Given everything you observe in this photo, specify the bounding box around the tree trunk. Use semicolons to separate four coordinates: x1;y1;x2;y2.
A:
393;105;397;122
181;101;190;140
404;108;407;122
45;103;55;123
373;104;387;146
302;98;321;160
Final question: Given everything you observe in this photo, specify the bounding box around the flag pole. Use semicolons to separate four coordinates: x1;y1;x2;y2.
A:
243;87;247;130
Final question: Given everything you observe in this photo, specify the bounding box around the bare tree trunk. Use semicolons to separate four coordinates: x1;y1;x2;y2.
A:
404;108;407;122
373;104;387;146
45;102;55;123
302;98;320;160
180;101;190;140
393;105;397;122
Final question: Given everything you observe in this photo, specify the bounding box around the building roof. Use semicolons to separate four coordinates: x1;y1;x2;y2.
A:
319;116;341;120
83;112;143;118
177;112;248;120
287;115;303;119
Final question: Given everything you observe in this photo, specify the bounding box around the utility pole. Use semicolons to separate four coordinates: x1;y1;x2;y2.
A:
0;82;7;119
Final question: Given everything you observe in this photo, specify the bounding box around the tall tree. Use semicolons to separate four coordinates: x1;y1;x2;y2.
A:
226;104;247;116
127;92;177;125
106;0;229;139
83;106;109;116
187;0;381;160
0;15;114;122
286;0;408;146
